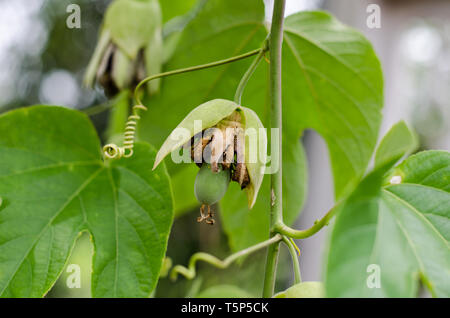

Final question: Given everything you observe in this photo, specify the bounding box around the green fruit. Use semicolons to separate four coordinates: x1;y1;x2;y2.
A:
194;165;230;205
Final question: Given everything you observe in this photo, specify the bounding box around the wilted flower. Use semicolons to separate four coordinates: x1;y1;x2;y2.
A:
83;0;162;96
153;99;267;224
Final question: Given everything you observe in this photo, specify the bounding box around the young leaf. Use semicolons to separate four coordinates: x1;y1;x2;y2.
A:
325;151;450;297
0;106;173;297
374;121;418;168
273;282;324;298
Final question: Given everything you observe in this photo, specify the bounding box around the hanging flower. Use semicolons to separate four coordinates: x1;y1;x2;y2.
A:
153;99;267;224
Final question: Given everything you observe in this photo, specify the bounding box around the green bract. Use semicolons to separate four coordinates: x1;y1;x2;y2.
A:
83;0;162;95
153;99;267;208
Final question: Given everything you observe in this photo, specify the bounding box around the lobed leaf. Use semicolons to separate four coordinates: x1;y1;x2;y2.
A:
0;106;173;297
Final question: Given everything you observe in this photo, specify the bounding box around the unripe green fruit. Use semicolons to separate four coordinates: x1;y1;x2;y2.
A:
194;165;230;205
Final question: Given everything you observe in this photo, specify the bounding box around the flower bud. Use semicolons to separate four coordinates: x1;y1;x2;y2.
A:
84;0;162;96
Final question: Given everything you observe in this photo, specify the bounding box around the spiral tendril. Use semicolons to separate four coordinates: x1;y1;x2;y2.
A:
102;104;148;159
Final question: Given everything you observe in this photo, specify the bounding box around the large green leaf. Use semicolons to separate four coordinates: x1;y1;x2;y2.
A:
0;106;173;297
325;151;450;297
282;11;383;199
159;0;198;23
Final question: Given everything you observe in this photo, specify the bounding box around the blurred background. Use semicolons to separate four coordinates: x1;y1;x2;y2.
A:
0;0;448;297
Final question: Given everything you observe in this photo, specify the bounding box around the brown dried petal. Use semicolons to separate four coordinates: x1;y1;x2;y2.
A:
232;163;250;189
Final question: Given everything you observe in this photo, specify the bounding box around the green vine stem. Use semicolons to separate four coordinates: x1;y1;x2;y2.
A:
134;48;264;105
170;234;282;281
275;204;338;239
263;0;286;298
282;236;301;284
234;39;269;104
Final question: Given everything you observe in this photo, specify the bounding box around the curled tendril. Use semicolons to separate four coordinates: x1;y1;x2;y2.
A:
102;104;148;159
170;234;282;281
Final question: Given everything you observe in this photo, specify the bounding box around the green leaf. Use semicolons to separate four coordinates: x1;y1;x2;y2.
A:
282;11;383;199
104;0;162;59
159;0;198;23
273;282;324;298
0;106;173;297
325;151;450;297
374;121;418;168
196;284;254;298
